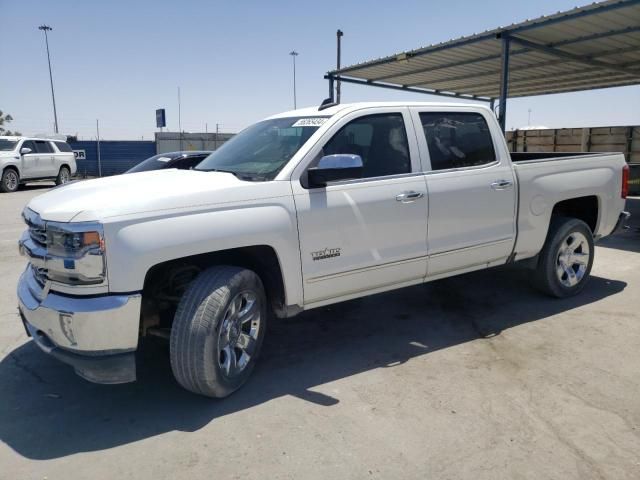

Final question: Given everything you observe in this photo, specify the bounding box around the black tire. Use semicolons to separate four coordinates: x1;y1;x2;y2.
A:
170;266;267;398
531;217;594;298
0;168;19;193
55;166;71;186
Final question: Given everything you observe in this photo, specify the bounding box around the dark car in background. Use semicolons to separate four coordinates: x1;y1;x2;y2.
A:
126;151;212;173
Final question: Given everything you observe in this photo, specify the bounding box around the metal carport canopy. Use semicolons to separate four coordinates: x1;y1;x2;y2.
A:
326;0;640;131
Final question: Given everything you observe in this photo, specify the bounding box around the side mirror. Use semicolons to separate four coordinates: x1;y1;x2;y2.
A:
20;147;32;155
307;154;363;188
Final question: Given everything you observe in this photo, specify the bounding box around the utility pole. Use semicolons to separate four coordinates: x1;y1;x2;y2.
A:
38;25;59;134
289;51;299;109
528;108;532;126
336;30;343;103
215;123;219;150
178;87;183;150
96;119;102;177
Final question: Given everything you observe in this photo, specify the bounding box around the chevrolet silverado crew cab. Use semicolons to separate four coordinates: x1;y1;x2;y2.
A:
17;102;630;397
0;136;76;192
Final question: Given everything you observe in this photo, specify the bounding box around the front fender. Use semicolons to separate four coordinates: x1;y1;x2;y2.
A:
103;201;302;307
1;159;20;174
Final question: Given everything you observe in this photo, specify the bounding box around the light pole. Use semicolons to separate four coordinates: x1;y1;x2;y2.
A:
336;30;343;103
38;25;59;134
289;51;299;109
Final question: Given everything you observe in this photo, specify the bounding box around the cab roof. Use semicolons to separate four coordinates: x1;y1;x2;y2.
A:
267;101;490;120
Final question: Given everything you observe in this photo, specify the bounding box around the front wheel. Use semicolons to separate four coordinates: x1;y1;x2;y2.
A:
55;166;71;186
532;217;594;298
0;168;19;193
170;266;267;398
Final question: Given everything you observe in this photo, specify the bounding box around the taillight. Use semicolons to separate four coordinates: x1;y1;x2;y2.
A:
622;164;629;199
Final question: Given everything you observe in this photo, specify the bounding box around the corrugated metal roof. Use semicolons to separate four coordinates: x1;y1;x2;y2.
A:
329;0;640;100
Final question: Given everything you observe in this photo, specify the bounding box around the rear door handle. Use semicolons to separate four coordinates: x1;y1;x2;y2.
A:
491;180;513;190
396;191;424;202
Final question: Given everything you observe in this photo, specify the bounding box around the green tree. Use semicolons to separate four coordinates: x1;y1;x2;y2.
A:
0;110;21;136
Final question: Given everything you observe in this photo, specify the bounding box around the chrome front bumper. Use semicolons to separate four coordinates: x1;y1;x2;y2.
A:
17;266;142;384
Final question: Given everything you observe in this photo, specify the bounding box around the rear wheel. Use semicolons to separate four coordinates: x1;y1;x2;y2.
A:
532;217;594;298
0;168;19;193
55;166;71;186
170;266;267;398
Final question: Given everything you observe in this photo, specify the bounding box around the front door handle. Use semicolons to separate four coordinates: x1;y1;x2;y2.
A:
396;191;424;202
491;180;513;190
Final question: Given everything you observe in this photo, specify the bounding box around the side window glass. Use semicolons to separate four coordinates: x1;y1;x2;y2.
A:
22;141;36;152
54;141;73;152
322;113;411;179
35;140;54;154
420;112;496;171
176;156;205;170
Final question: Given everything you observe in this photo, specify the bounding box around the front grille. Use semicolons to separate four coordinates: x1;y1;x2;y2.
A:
29;226;47;247
32;265;48;287
23;209;47;248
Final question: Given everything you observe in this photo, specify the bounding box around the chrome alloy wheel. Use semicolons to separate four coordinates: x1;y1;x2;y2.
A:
60;169;70;183
556;231;590;287
217;291;261;378
4;170;18;191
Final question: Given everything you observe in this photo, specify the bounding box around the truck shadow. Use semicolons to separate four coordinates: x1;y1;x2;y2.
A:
0;269;626;460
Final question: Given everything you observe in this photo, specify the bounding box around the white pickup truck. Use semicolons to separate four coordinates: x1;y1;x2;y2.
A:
17;102;629;397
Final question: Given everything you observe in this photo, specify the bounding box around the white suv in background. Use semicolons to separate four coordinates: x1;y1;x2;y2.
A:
0;136;77;193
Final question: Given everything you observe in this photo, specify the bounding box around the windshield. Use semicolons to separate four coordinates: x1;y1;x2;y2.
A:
127;153;179;173
195;116;329;180
0;140;18;151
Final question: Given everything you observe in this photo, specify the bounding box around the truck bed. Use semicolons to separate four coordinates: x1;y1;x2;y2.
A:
511;151;627;262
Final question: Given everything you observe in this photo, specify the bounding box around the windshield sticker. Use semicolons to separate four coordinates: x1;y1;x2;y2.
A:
292;118;328;128
156;157;172;163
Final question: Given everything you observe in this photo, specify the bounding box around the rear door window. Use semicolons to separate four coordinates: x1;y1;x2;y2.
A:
420;112;496;171
34;140;54;154
54;141;73;153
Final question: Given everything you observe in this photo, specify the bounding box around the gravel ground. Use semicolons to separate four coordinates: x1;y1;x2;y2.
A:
1;184;639;480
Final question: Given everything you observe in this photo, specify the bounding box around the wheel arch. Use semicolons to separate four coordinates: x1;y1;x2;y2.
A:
517;194;600;268
141;245;289;319
2;164;20;176
550;195;599;233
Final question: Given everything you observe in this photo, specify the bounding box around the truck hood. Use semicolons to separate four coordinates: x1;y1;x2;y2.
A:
27;169;288;222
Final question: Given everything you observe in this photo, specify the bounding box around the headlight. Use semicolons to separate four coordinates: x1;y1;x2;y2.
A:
47;228;104;257
45;222;106;285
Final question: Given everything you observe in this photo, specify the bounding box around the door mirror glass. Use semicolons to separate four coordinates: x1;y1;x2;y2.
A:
20;147;32;155
308;154;363;188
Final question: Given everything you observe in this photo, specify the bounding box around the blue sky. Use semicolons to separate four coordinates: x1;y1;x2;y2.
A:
2;0;639;139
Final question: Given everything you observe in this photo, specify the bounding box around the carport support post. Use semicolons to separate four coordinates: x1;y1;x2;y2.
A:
498;34;511;133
